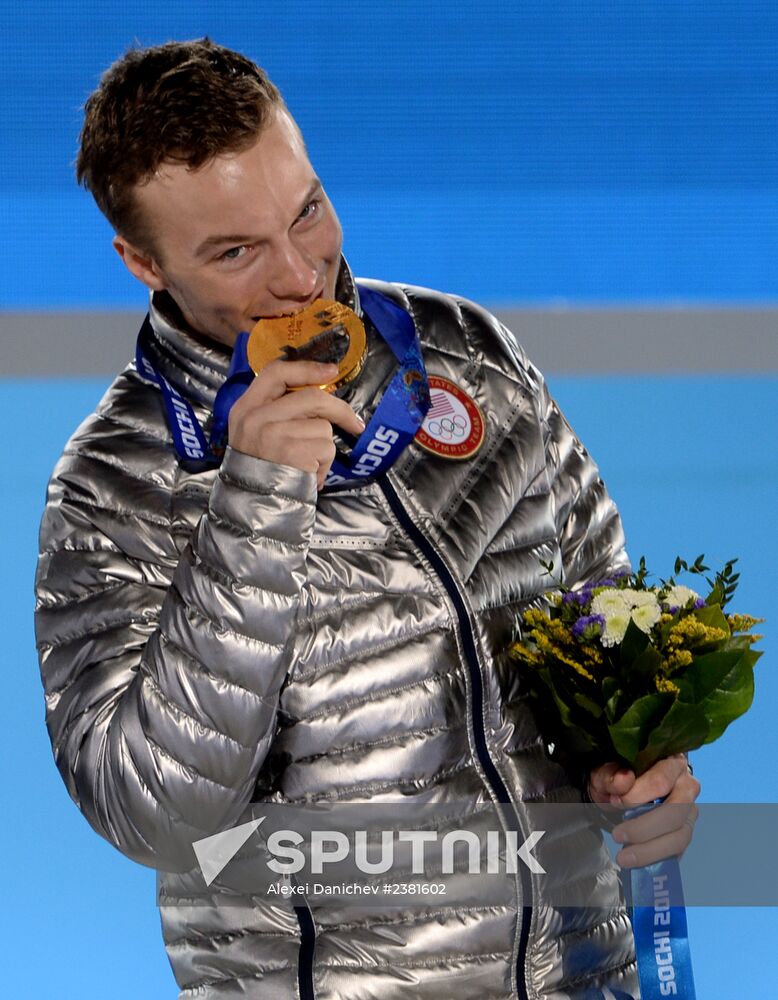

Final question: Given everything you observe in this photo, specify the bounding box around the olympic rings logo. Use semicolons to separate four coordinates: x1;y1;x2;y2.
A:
427;414;468;440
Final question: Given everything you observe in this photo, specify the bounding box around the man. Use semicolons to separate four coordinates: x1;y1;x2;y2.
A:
35;39;699;999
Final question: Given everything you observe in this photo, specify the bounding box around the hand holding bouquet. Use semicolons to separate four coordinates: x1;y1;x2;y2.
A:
510;556;763;777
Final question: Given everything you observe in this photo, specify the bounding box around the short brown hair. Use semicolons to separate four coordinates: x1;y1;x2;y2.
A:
77;38;284;254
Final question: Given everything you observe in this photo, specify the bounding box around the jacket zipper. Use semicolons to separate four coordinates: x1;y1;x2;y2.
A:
295;902;316;1000
378;474;531;1000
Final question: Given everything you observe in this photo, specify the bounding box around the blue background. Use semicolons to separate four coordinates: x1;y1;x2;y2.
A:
3;0;778;307
3;2;776;997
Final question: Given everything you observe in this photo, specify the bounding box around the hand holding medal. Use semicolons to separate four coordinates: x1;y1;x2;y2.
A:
240;286;432;492
228;299;368;489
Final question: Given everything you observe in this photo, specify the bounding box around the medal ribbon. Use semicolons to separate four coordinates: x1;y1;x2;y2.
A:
621;800;697;1000
135;317;252;472
322;284;430;490
134;285;429;484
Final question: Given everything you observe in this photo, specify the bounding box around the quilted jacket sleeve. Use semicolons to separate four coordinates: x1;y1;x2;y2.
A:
539;378;631;587
35;429;317;873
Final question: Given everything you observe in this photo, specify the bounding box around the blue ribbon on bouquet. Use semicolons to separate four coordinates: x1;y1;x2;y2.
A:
620;799;697;1000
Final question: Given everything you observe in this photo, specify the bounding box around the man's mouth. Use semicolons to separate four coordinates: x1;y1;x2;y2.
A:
251;288;327;324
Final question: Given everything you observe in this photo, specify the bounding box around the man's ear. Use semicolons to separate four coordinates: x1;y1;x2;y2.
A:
113;236;166;292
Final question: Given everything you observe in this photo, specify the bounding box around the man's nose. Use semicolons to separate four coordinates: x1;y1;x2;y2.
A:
269;242;319;303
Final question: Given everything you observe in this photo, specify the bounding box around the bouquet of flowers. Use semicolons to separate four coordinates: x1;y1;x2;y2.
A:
510;556;763;776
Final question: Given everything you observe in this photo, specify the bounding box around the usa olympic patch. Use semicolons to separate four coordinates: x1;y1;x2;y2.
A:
415;375;485;459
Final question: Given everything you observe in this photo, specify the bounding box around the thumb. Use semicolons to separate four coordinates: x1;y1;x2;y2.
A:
589;762;636;805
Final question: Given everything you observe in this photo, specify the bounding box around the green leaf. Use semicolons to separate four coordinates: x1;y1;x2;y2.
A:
692;603;730;634
531;668;601;756
706;580;725;606
573;690;604;718
605;691;622;724
602;676;619;701
608;692;674;766
619;618;650;666
632;700;711;774
726;635;760;653
675;647;758;743
601;676;619;698
629;646;663;678
602;676;622;723
634;556;649;588
534;667;583;729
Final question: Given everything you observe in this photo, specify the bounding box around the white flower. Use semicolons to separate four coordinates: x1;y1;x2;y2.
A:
592;590;632;646
591;590;629;617
630;598;661;634
626;589;660;608
593;588;661;645
663;584;700;609
601;611;631;647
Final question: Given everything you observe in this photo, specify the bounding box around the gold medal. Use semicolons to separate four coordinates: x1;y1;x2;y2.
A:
247;300;367;392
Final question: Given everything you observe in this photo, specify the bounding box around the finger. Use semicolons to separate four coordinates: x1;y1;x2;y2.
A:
263;432;337;479
588;762;636;805
253;418;337;458
260;417;336;441
229;393;365;462
619;754;691;808
615;809;698;869
262;387;366;433
612;769;700;845
243;361;341;405
613;799;699;848
241;386;366;438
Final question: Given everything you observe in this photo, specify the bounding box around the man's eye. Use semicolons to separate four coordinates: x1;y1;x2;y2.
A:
298;199;320;221
221;246;247;261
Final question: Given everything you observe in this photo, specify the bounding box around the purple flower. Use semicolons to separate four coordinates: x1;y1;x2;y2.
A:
572;614;605;638
667;598;707;613
562;590;590;606
562;576;622;607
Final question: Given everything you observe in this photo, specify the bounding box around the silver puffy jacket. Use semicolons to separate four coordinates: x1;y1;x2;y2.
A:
36;263;639;999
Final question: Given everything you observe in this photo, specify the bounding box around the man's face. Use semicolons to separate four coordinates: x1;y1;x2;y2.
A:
117;107;343;347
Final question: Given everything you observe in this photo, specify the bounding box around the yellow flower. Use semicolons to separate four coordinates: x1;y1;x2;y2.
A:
532;630;595;681
523;609;550;629
548;618;575;643
667;618;728;650
510;643;543;666
665;649;693;673
532;630;554;653
554;649;595;682
667;619;705;647
727;614;764;633
655;676;681;696
581;644;604;666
